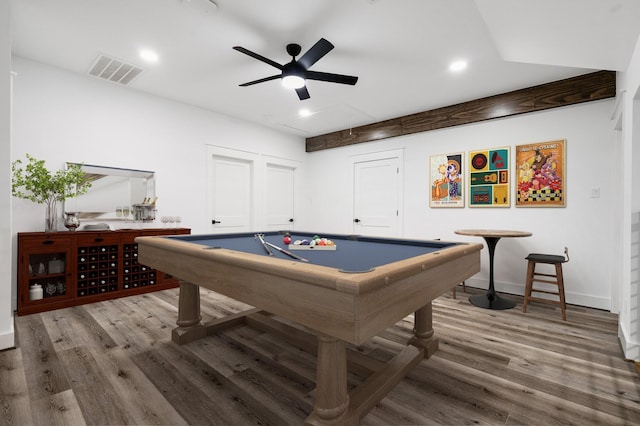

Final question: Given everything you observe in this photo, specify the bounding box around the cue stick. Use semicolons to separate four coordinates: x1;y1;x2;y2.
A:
255;233;274;256
263;240;310;263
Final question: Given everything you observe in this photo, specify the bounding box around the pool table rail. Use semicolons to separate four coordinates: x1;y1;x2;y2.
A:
136;235;481;346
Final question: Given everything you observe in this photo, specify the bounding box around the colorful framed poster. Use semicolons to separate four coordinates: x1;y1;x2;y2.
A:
515;139;566;207
468;146;510;207
430;152;464;208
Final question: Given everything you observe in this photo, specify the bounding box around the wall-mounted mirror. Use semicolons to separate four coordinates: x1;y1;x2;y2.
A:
64;163;155;220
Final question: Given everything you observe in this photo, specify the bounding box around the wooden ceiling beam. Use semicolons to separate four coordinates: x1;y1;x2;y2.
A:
305;70;616;152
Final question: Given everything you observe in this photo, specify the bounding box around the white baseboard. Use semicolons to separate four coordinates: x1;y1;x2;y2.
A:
463;278;611;311
0;327;15;350
618;323;640;361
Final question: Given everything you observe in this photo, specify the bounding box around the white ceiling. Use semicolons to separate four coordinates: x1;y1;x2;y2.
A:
10;0;640;138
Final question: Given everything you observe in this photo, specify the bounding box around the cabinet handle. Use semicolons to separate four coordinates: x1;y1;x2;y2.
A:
42;240;54;245
94;238;104;243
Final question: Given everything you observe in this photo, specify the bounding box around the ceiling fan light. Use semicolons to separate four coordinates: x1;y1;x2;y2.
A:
282;75;305;89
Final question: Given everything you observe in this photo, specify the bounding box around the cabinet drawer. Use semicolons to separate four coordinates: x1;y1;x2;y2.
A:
19;235;73;251
75;233;120;245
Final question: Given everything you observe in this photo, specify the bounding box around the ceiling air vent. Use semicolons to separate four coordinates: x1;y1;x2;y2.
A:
88;54;143;85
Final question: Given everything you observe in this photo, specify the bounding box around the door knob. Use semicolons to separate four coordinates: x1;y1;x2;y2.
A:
289;218;294;222
354;218;361;223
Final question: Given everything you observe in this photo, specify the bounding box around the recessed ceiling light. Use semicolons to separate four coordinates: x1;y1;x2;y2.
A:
139;49;159;63
449;60;467;72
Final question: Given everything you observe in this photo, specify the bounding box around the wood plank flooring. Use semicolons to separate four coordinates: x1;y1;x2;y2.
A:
2;286;639;425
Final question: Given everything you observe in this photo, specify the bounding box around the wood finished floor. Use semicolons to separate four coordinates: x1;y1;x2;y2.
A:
2;286;639;426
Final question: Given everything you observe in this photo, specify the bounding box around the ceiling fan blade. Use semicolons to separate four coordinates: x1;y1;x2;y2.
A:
297;38;334;69
296;86;310;100
239;75;281;86
305;70;358;85
233;46;283;70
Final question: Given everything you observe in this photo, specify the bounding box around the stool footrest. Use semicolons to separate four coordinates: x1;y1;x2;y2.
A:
531;277;560;285
529;288;560;296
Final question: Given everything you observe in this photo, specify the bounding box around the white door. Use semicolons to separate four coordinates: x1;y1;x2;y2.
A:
206;147;258;233
264;162;296;231
353;155;402;236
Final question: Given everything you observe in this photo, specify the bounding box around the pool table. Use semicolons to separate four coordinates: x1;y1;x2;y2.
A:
136;231;482;425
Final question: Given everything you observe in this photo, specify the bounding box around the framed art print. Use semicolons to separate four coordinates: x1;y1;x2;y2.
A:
430;152;464;208
468;146;510;207
515;139;566;207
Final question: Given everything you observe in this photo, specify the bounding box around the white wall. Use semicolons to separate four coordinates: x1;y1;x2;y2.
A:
0;0;14;350
10;56;307;234
305;100;615;311
9;56;306;313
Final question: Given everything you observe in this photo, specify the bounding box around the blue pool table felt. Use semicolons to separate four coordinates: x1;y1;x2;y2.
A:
170;232;457;273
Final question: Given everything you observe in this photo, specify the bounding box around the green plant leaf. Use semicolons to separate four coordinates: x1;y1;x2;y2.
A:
11;154;92;204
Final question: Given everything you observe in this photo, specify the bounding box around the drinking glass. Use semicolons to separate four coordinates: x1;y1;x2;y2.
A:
45;282;57;297
116;206;123;218
122;205;130;220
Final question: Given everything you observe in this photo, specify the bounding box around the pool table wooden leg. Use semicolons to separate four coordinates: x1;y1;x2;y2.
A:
172;280;205;345
307;315;432;425
305;335;353;426
409;302;439;358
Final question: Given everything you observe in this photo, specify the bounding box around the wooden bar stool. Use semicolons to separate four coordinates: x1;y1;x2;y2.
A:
522;247;569;320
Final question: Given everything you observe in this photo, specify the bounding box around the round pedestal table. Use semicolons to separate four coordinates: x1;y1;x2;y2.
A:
454;229;532;310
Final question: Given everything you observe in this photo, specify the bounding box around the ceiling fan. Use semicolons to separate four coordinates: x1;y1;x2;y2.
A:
233;38;358;100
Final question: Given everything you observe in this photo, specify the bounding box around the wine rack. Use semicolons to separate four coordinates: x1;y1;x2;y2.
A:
122;242;155;289
17;228;190;315
76;234;120;297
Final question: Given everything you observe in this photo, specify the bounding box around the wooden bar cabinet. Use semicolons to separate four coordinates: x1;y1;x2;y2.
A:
17;228;190;315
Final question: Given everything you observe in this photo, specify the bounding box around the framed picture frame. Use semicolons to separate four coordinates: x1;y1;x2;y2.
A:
468;146;510;207
429;152;464;208
515;139;566;207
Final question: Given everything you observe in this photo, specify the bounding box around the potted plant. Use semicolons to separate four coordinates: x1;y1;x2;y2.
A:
11;154;92;232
